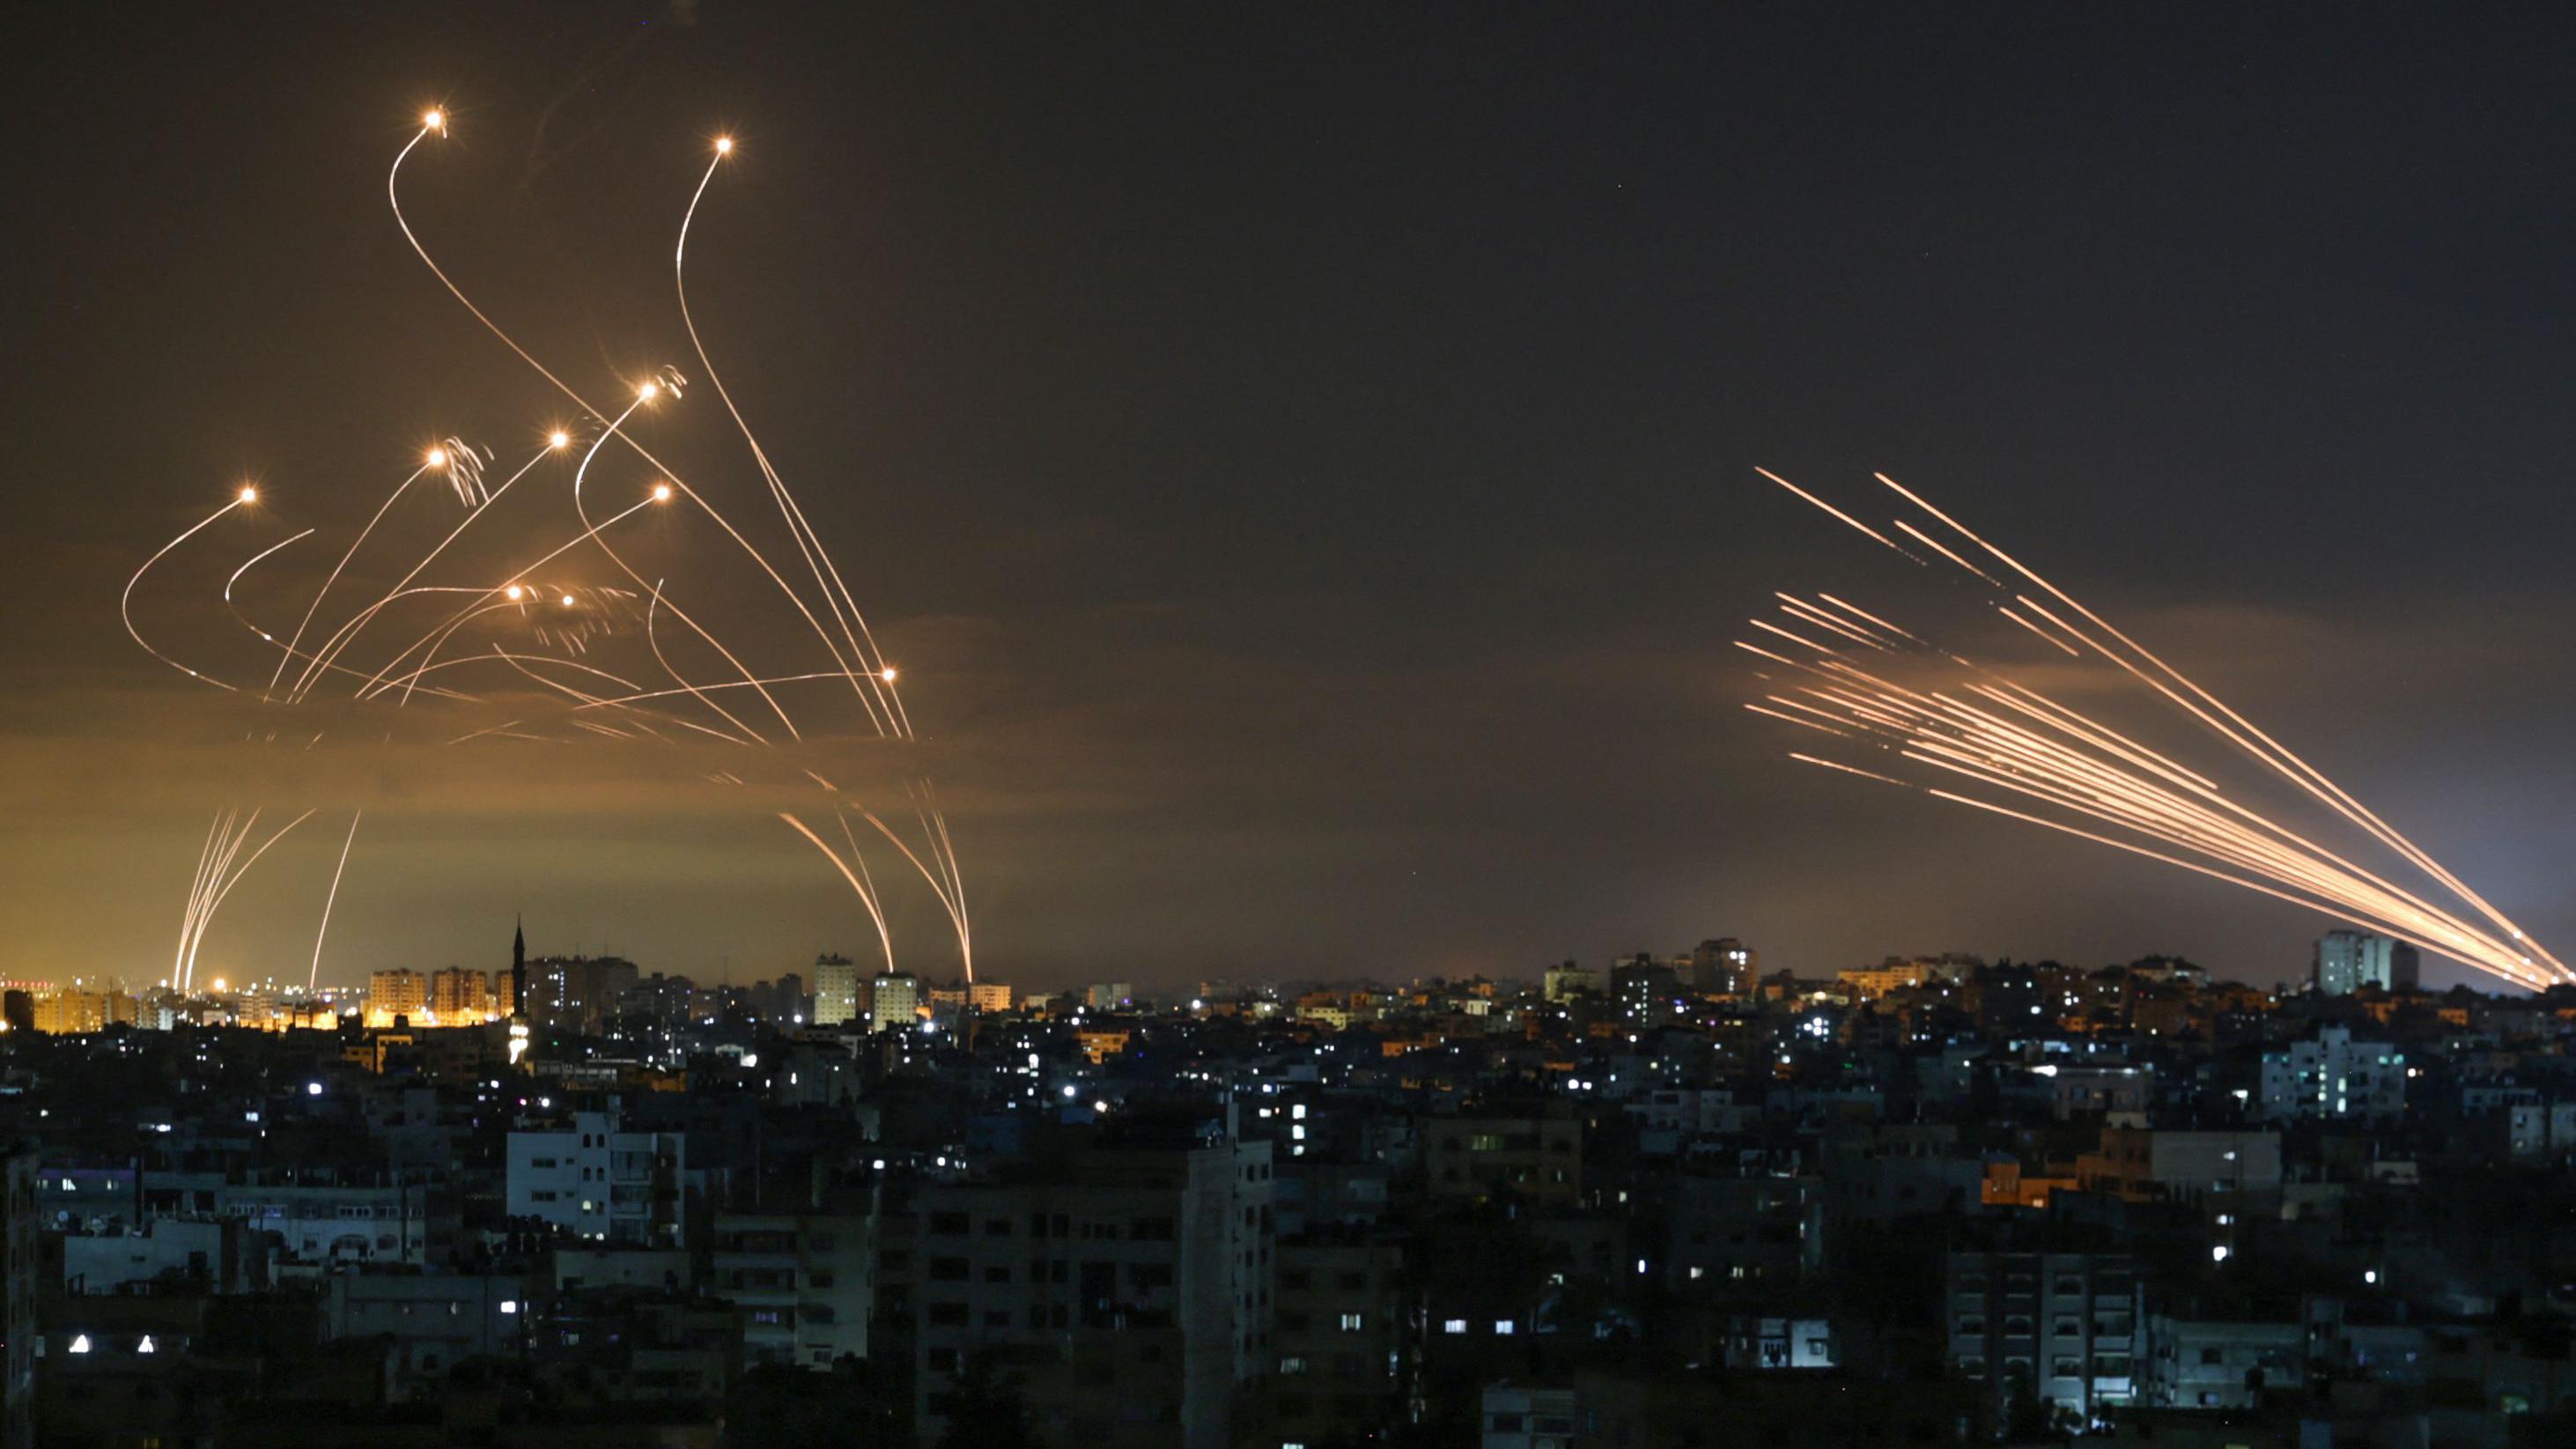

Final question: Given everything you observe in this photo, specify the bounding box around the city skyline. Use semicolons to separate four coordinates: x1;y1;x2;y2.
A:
9;4;2576;993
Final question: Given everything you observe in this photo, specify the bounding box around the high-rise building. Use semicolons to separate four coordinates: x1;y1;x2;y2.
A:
868;972;922;1033
1945;1250;2141;1422
1085;981;1133;1010
523;956;641;1036
967;980;1014;1013
429;967;494;1022
2314;930;2418;995
505;1107;694;1246
367;969;429;1028
812;953;860;1026
906;1123;1274;1447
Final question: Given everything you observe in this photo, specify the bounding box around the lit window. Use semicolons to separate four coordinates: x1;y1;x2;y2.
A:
1495;1320;1516;1334
1443;1319;1467;1334
500;1301;518;1315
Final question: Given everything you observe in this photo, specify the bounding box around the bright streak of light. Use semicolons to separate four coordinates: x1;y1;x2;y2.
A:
1746;469;2568;993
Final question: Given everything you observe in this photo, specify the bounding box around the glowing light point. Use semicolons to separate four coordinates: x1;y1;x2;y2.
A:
651;483;673;502
559;594;577;608
548;431;572;450
638;381;661;402
425;447;447;468
504;585;524;601
423;109;445;132
879;666;897;683
715;137;734;155
236;485;258;505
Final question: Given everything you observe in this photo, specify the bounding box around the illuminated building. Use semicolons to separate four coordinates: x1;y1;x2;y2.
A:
1541;962;1597;1002
28;992;134;1035
867;972;921;1034
506;1107;692;1246
366;969;427;1028
2258;1026;2406;1123
812;953;860;1026
1945;1250;2141;1421
967;981;1013;1013
2314;929;2419;995
430;967;495;1022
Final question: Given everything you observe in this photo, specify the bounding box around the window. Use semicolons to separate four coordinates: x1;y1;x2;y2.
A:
926;1302;968;1327
927;1257;969;1282
1339;1312;1364;1332
1443;1319;1467;1334
927;1212;969;1236
1279;1357;1308;1375
1494;1320;1516;1335
985;1218;1012;1237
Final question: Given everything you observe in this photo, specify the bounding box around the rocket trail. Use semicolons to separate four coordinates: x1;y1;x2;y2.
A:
126;490;257;691
1750;468;2567;991
310;811;361;994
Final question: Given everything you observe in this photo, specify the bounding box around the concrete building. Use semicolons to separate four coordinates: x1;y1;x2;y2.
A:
2258;1026;2407;1123
1421;1110;1583;1209
1946;1250;2141;1423
2507;1101;2576;1160
2314;929;2418;995
62;1218;266;1295
812;953;860;1027
215;1170;449;1267
1480;1383;1580;1449
2142;1315;2301;1408
1692;938;1757;994
1273;1229;1406;1445
967;981;1014;1013
2075;1130;2282;1204
367;968;428;1027
523;955;641;1035
506;1108;694;1246
1666;1174;1824;1290
868;972;922;1034
428;966;494;1022
710;1190;875;1369
1540;963;1598;1003
1720;1315;1840;1371
906;1122;1274;1448
324;1272;531;1396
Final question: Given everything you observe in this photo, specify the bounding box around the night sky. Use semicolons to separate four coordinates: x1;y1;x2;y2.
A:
6;3;2574;994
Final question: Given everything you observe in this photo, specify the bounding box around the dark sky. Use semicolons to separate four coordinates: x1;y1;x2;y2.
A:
5;3;2574;994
